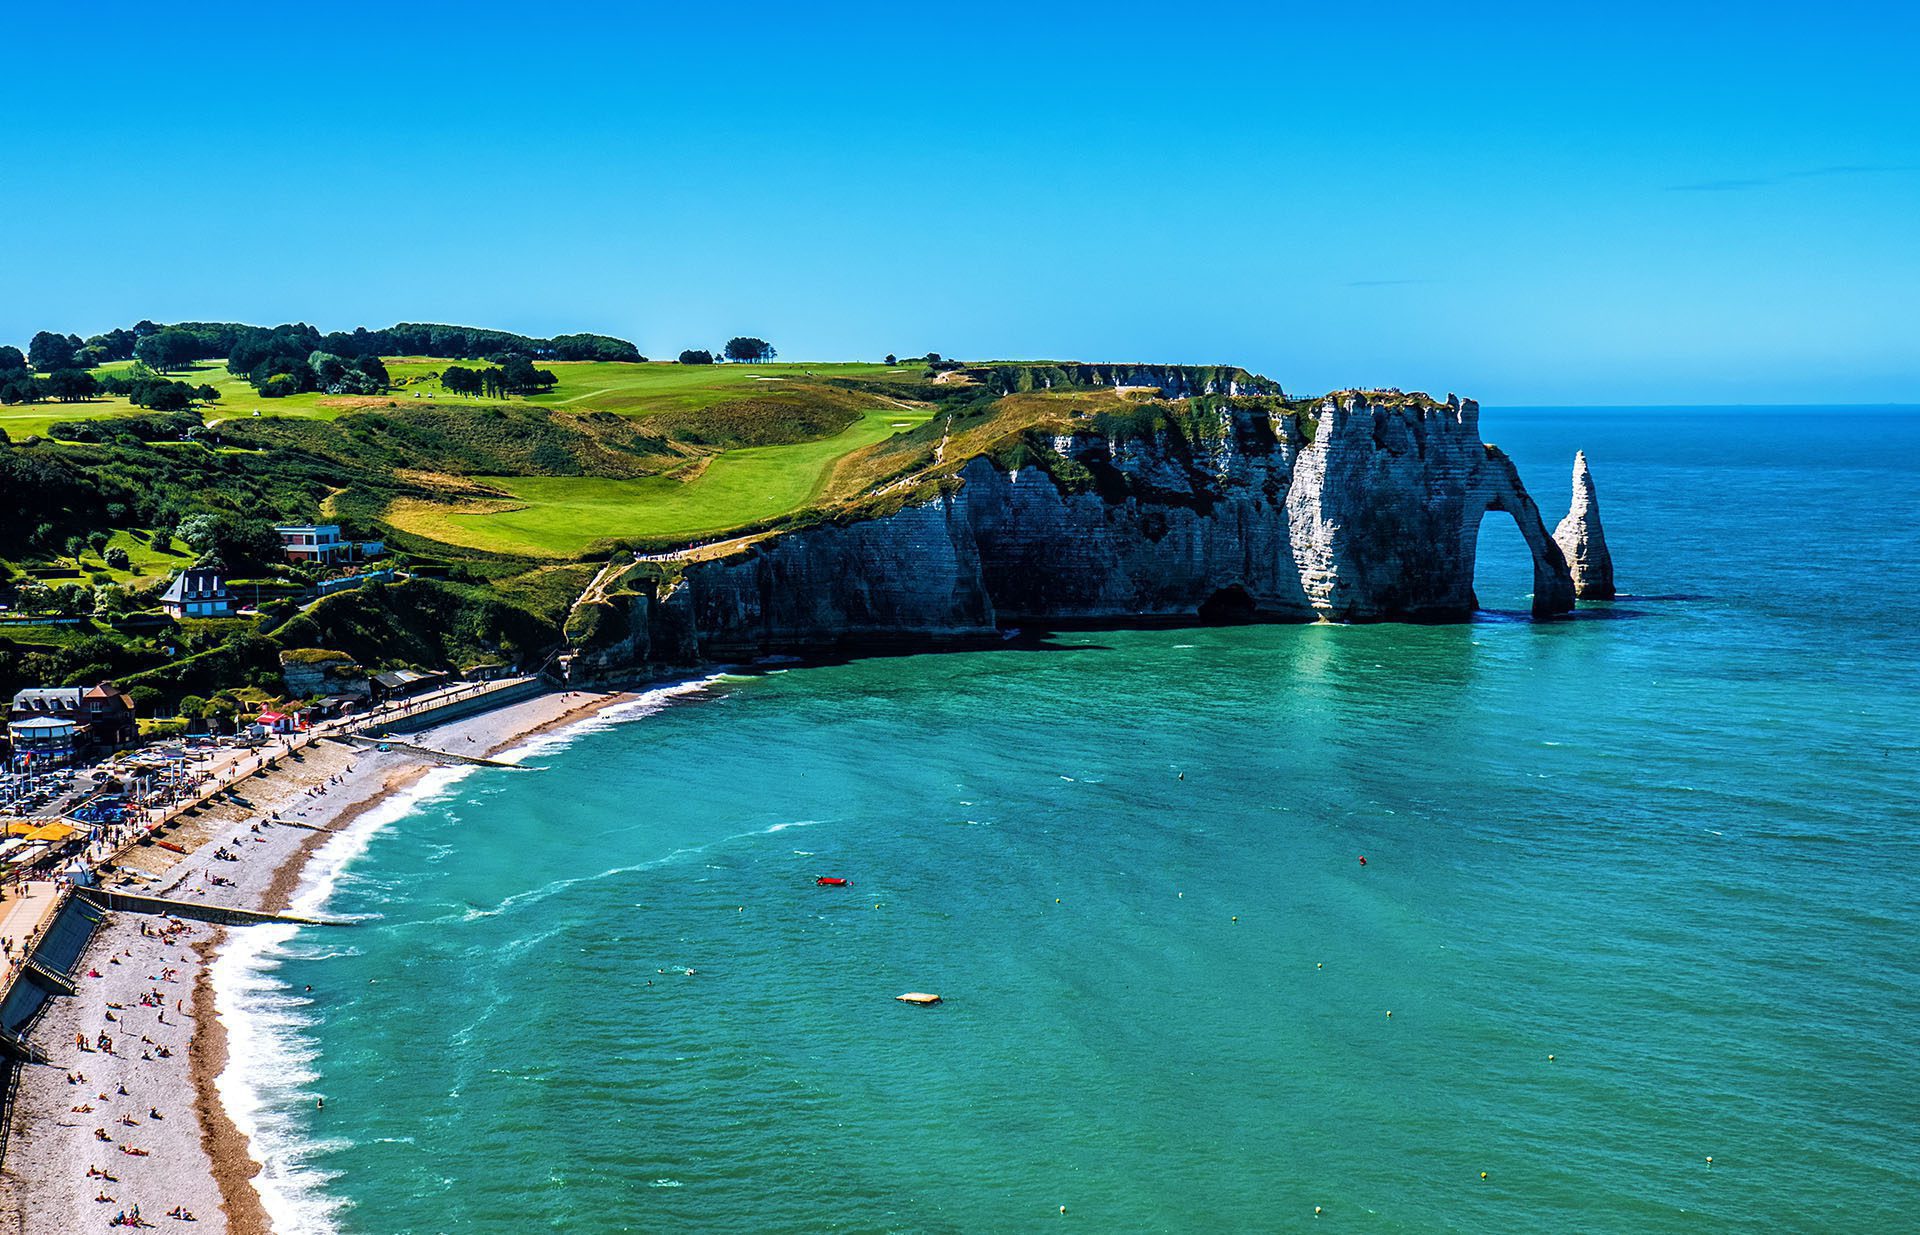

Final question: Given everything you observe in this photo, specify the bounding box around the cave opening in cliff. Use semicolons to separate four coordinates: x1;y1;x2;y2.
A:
1198;584;1258;624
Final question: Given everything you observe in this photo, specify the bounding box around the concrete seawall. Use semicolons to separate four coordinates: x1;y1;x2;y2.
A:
354;678;547;736
0;890;105;1152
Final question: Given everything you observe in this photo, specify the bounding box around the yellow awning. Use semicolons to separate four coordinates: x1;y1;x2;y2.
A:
20;821;80;843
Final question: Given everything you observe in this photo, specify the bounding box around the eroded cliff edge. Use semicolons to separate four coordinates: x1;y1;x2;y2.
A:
566;386;1580;678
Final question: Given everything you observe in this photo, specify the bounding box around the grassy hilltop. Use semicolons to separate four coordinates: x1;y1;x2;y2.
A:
0;327;1294;718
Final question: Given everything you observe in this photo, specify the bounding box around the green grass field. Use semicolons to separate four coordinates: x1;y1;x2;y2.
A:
7;355;942;559
387;406;932;555
1;358;918;438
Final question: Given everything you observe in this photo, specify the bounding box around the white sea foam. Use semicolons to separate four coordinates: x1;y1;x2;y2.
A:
214;678;722;1235
214;764;474;1235
489;674;725;766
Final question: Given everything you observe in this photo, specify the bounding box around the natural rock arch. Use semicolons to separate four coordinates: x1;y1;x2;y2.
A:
1473;452;1576;618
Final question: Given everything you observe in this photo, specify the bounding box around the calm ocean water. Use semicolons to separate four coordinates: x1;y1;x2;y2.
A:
221;407;1920;1233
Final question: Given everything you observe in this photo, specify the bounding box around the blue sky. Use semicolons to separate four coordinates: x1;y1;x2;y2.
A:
3;1;1915;403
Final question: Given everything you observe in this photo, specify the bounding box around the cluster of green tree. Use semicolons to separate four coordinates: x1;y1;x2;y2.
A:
1;365;102;404
0;346;52;402
96;369;219;411
439;356;559;398
724;337;776;362
16;320;645;371
19;324;233;373
675;339;773;364
228;321;639;365
5;577;143;620
0;425;331;565
0;627;174;708
355;323;641;362
225;323;393;397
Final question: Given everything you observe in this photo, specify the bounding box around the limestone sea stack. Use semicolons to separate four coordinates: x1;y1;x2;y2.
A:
1553;451;1616;599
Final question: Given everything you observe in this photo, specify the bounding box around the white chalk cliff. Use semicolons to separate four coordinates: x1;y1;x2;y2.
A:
569;387;1590;674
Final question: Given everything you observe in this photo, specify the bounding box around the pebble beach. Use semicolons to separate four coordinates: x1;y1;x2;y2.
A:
0;688;632;1234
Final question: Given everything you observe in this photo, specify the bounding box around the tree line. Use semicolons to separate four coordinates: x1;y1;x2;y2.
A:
439;357;560;398
677;338;777;364
13;320;644;368
0;348;211;409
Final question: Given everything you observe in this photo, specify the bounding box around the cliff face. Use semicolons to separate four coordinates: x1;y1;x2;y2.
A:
1552;450;1616;599
568;394;1577;676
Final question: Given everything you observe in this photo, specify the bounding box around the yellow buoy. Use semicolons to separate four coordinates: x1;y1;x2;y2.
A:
1056;898;1061;903
1232;916;1239;922
1480;1172;1488;1180
1317;963;1323;969
1386;1010;1392;1018
1547;1054;1555;1061
1314;1205;1322;1216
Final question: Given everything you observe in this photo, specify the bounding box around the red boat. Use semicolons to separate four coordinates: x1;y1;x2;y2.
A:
815;876;848;887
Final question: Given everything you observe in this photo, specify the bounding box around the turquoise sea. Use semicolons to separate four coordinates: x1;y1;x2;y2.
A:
218;407;1920;1233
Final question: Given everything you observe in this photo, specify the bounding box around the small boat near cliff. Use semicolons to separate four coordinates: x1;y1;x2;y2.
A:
896;992;942;1006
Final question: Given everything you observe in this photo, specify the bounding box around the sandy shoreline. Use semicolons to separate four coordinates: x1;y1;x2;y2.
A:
0;686;636;1234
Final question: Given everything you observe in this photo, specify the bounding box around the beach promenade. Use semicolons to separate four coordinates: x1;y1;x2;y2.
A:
0;677;544;1015
0;880;62;988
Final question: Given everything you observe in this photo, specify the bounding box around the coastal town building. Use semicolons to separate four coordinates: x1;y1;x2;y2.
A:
274;523;385;566
5;684;137;761
6;716;79;765
159;569;233;619
371;668;448;702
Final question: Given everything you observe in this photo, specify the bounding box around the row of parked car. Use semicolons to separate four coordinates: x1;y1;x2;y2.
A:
0;768;84;818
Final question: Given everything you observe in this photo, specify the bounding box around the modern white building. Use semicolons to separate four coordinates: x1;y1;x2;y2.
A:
274;524;384;565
